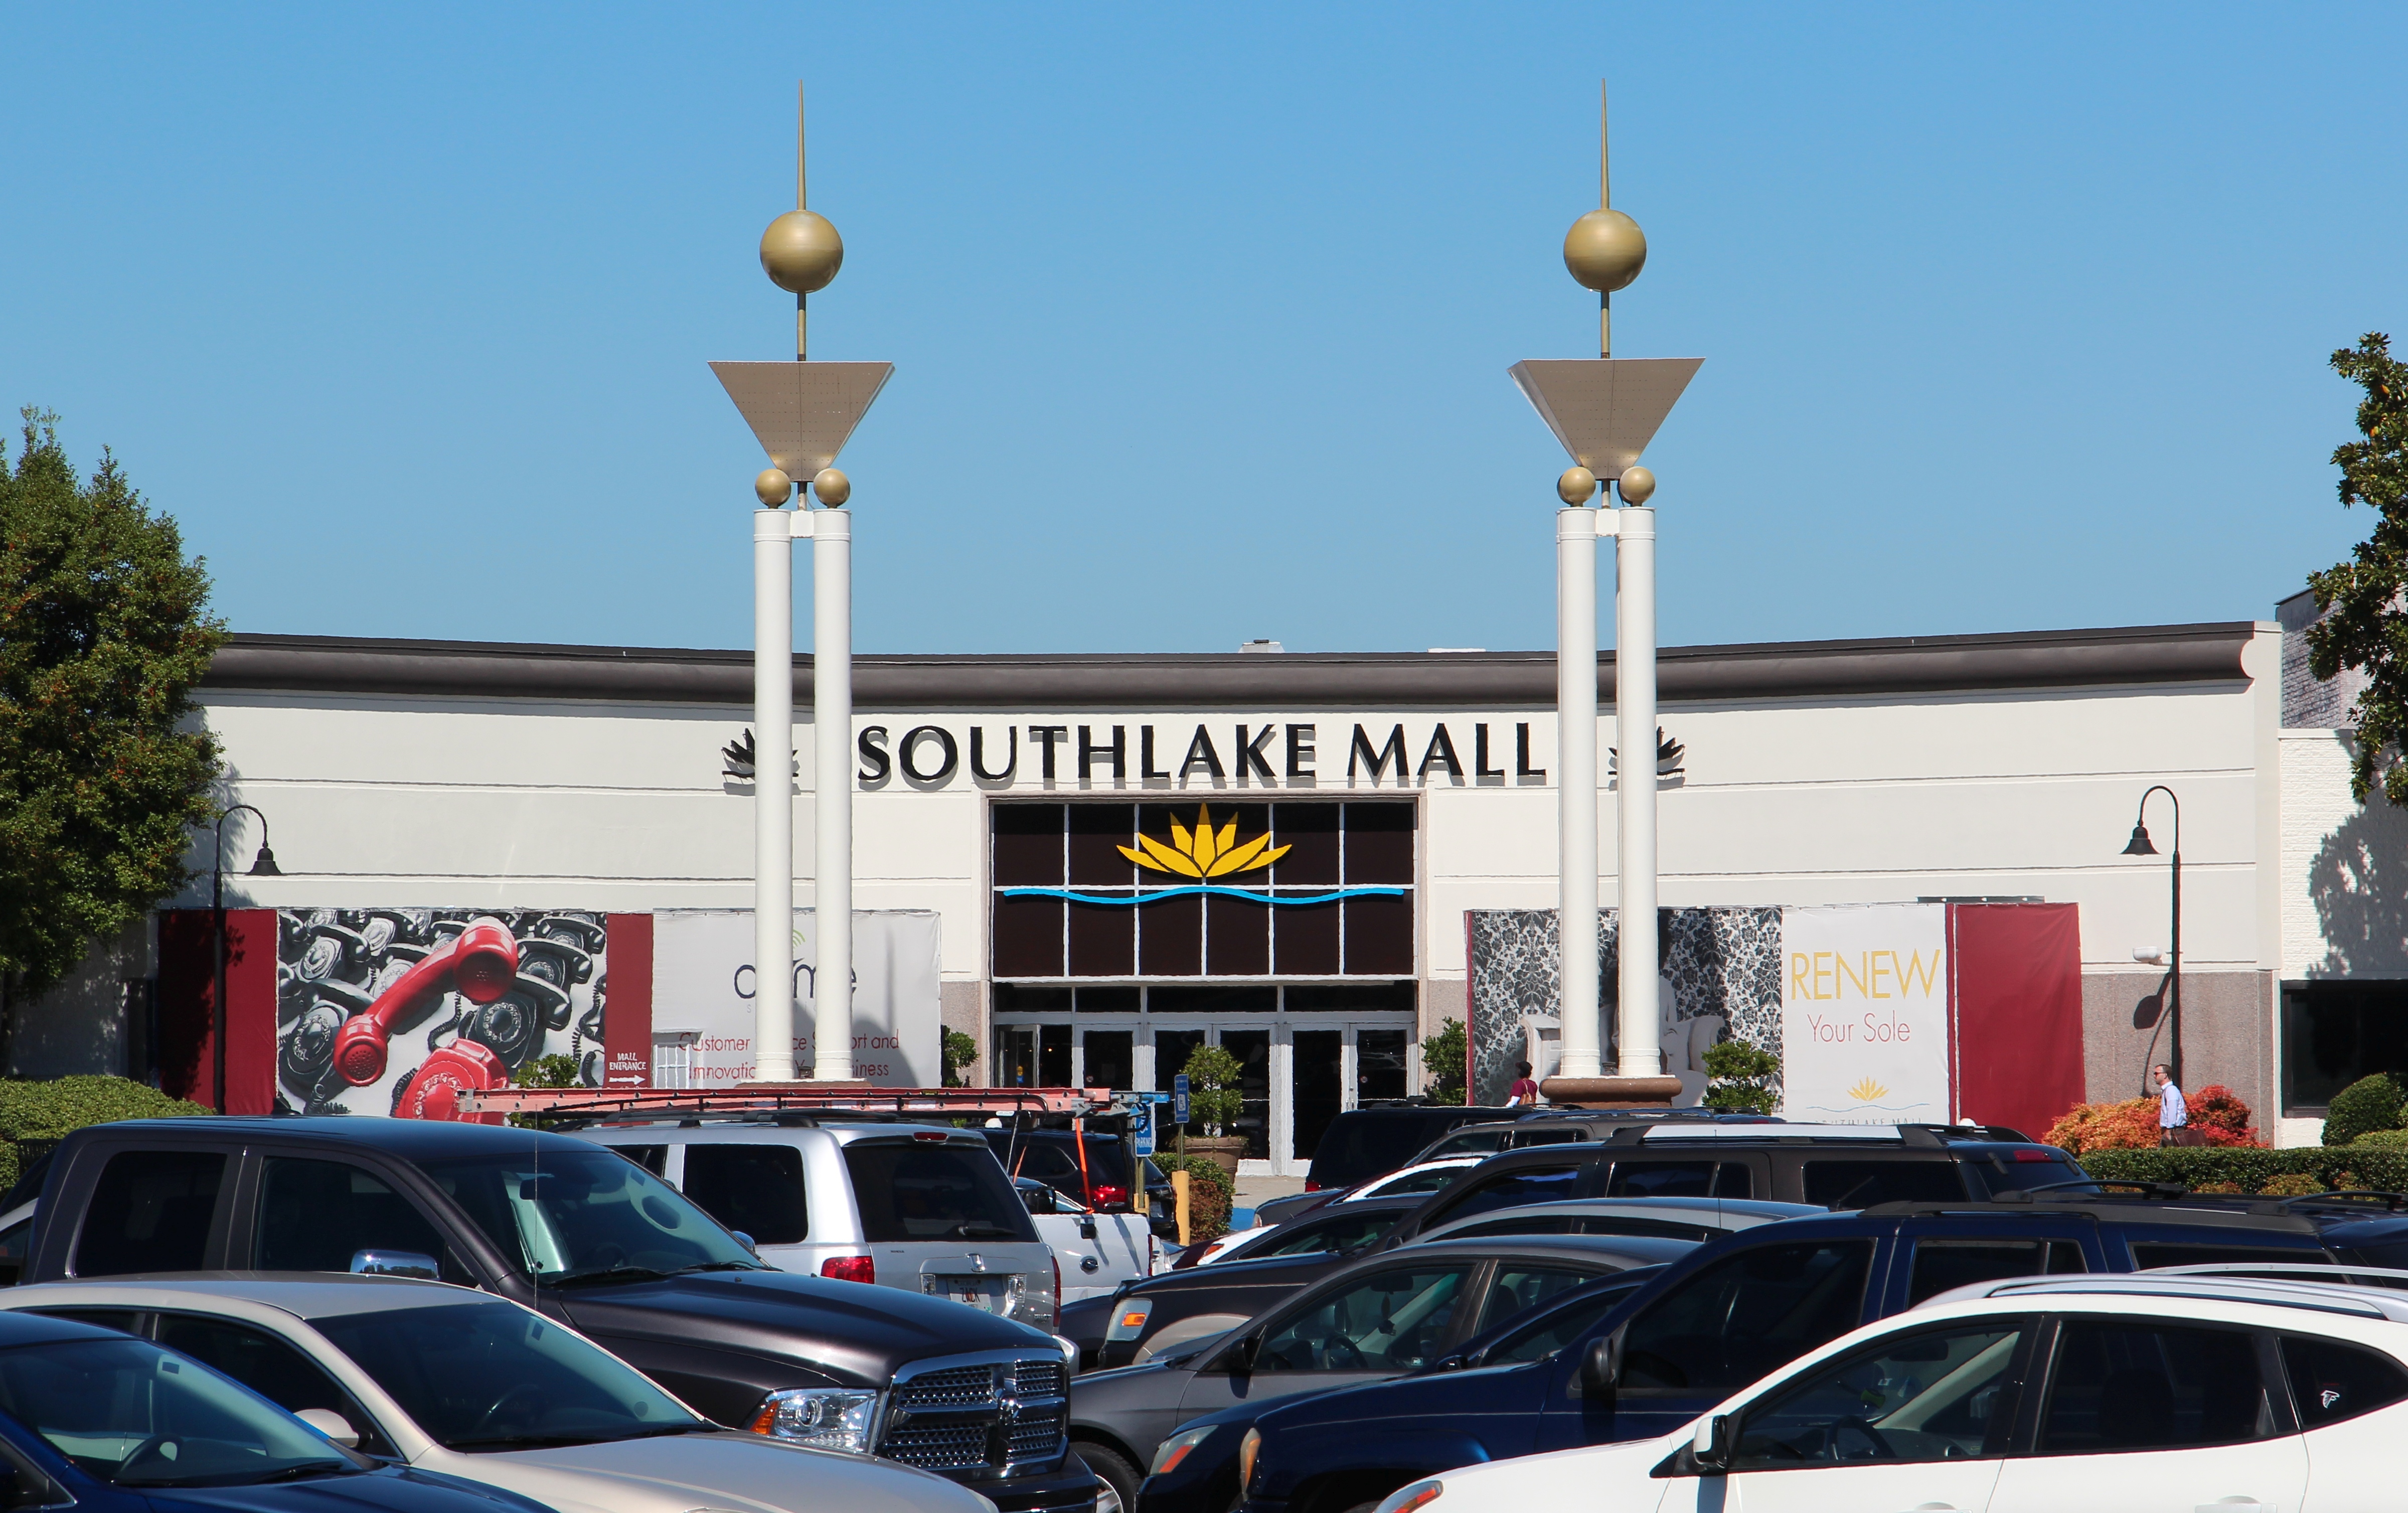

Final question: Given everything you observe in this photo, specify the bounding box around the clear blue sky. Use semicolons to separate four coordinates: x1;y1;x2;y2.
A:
6;5;2403;656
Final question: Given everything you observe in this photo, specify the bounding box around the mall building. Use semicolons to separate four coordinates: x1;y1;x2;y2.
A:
18;590;2404;1164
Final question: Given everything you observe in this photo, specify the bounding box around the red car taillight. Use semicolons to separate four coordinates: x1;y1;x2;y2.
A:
1303;1180;1322;1192
820;1255;875;1283
1089;1183;1130;1208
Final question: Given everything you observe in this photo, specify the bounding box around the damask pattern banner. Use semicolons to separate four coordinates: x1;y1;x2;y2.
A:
1778;903;1951;1123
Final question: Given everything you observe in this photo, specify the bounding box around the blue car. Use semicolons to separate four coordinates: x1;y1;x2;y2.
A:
0;1310;554;1513
1235;1192;2408;1513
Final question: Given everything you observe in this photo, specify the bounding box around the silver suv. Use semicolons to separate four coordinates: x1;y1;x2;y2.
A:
576;1119;1059;1331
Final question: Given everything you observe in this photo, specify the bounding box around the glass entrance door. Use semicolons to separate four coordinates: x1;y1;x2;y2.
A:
1219;1029;1271;1161
1293;1030;1344;1165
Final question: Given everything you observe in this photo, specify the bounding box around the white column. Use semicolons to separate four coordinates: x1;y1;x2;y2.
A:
753;507;796;1082
1615;505;1660;1079
1555;506;1602;1079
812;505;856;1081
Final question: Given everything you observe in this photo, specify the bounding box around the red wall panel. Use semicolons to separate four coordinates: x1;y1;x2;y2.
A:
1949;903;2085;1141
155;909;277;1114
602;912;653;1087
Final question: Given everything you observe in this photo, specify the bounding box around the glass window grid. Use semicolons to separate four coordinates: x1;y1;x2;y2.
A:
992;984;1419;1016
991;801;1417;980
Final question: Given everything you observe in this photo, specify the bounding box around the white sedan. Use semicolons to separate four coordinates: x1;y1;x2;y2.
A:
1368;1271;2408;1513
0;1275;1001;1513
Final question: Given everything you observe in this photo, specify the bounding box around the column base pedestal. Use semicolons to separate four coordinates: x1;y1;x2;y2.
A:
1540;1075;1683;1110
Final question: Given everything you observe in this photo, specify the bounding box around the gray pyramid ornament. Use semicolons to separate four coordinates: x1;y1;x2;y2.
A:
711;360;893;479
1508;358;1702;478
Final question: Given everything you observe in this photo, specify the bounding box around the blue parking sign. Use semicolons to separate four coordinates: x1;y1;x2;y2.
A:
1173;1074;1191;1127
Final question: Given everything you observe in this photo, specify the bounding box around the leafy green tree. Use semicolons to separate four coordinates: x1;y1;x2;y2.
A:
2307;334;2408;802
1701;1037;1781;1116
1180;1043;1245;1135
0;409;224;1044
941;1028;979;1087
1419;1018;1467;1105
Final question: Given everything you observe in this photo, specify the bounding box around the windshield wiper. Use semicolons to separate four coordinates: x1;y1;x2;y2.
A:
248;1461;362;1484
669;1260;764;1275
949;1223;1024;1239
543;1262;672;1288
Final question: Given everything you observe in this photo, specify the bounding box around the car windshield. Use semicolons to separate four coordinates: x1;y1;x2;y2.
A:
314;1301;706;1451
0;1336;365;1487
1974;1153;2101;1194
422;1147;765;1283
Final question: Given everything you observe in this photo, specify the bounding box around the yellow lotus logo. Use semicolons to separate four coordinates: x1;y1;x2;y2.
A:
1847;1077;1890;1102
1119;804;1291;880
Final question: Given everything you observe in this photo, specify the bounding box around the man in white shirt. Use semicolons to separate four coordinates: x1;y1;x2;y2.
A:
2153;1063;2187;1145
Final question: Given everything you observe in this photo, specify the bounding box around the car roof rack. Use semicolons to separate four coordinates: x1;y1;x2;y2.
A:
1953;1271;2408;1323
2148;1261;2408;1289
1607;1122;1943;1147
479;1085;1115;1128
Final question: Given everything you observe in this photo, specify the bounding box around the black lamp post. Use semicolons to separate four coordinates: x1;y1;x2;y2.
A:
212;805;281;1111
2121;786;2180;1087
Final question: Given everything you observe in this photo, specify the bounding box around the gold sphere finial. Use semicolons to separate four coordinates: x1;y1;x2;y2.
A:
811;467;851;507
1557;467;1599;506
761;209;844;294
1618;466;1657;506
755;469;795;507
1564;208;1647;293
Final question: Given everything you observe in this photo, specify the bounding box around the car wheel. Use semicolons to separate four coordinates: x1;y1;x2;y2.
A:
1077;1441;1143;1512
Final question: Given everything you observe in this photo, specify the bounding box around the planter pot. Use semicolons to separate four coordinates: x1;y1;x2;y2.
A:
1184;1137;1248;1180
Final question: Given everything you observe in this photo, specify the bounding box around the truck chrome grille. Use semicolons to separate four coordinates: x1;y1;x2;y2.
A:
878;1352;1068;1476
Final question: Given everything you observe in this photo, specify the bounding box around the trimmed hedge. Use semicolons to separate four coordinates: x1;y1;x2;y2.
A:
0;1077;210;1196
2324;1074;2404;1147
1151;1152;1235;1245
2081;1145;2408;1194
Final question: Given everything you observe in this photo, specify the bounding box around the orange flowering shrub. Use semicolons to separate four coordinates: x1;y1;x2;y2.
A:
2042;1084;2263;1154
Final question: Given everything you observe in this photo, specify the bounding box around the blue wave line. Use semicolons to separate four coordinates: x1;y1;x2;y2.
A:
1000;885;1406;907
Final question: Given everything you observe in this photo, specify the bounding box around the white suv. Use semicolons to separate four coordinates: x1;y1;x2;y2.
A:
575;1119;1059;1331
1377;1271;2408;1513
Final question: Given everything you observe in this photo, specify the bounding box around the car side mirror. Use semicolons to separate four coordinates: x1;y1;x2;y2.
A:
350;1249;439;1281
1226;1331;1260;1373
295;1408;361;1448
731;1231;758;1255
1690;1414;1731;1472
1432;1351;1468;1373
1577;1336;1618;1398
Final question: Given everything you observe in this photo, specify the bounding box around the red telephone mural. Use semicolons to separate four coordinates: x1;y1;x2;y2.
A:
333;916;518;1087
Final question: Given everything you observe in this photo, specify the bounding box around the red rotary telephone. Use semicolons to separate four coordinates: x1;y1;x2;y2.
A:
333;916;519;1086
393;1040;509;1123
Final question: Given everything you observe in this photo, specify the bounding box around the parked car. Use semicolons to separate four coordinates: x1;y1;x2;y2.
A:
1067;1234;1692;1511
1018;1177;1163;1303
1234;1192;2408;1513
0;1308;561;1513
1184;1163;1488;1271
0;1273;1009;1513
988;1128;1176;1227
571;1118;1059;1326
1410;1196;1820;1245
1063;1199;1424;1369
1403;1110;1778;1165
1377;1122;2097;1248
1380;1272;2408;1513
17;1118;1103;1513
1302;1110;1521;1195
1138;1267;1668;1513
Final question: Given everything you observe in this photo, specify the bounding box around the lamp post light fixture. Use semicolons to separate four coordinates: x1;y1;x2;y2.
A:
1512;82;1702;1108
211;804;280;1112
714;84;891;1084
2121;785;2182;1088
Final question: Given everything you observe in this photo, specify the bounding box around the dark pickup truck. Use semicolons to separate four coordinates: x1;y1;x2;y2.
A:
13;1118;1102;1513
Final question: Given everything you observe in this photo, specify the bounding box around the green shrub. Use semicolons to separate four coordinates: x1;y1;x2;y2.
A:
1702;1038;1781;1116
0;1076;210;1194
2081;1145;2408;1194
2355;1127;2408;1148
2323;1074;2403;1147
2257;1171;2326;1197
1419;1019;1467;1106
1151;1152;1234;1244
941;1029;979;1087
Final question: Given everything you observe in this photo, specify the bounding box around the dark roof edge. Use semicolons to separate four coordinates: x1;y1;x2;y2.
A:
200;622;2260;708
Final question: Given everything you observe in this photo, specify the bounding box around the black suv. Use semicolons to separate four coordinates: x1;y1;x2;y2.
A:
1301;1108;1520;1193
18;1119;1100;1513
1381;1122;2090;1245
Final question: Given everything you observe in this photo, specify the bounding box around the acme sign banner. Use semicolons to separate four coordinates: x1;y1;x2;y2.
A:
1777;903;1950;1124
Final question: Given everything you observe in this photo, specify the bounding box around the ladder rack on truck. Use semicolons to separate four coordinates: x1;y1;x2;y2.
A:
455;1084;1116;1122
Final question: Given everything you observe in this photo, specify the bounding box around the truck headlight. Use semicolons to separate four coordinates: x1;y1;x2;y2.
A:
747;1387;881;1454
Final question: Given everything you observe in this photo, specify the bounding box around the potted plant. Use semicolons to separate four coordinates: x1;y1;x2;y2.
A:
1181;1043;1250;1179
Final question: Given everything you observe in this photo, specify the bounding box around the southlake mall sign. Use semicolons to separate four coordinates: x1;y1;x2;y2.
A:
725;714;1680;791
